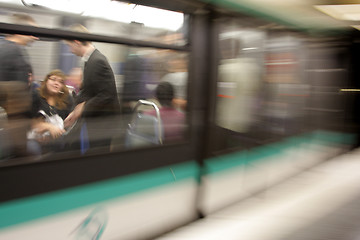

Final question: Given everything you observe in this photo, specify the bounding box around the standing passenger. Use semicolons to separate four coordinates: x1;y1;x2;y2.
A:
0;13;38;84
64;24;120;151
0;13;38;158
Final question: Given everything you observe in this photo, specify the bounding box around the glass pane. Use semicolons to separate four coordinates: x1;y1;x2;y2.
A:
212;21;267;153
262;34;309;137
212;20;310;154
0;29;188;163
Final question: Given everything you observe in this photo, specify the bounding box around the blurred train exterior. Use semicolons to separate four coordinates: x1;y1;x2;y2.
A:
0;0;358;239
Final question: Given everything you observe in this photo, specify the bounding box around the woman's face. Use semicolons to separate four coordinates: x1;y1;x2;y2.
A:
46;75;64;95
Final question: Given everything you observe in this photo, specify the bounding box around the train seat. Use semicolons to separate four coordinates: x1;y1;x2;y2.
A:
125;100;164;147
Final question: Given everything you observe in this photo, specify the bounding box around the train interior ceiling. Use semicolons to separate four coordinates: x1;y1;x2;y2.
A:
2;0;360;239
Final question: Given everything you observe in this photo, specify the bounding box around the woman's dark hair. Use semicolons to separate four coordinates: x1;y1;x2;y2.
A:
156;82;174;107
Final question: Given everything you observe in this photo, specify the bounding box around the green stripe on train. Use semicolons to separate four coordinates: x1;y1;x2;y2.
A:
204;131;356;175
0;161;199;229
200;0;348;35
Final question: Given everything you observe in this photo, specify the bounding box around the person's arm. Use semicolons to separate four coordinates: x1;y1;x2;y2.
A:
32;118;65;141
63;101;85;129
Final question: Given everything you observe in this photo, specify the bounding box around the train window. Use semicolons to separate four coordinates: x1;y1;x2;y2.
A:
0;4;189;163
113;48;189;150
262;33;309;138
211;19;308;154
210;20;265;154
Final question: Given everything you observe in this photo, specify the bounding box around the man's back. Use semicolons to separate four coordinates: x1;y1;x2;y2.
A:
77;49;120;117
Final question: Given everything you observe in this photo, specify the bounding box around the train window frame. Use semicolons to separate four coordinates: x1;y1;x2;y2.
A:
0;6;193;167
205;16;313;157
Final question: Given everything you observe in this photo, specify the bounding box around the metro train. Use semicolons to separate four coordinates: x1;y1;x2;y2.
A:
0;0;359;239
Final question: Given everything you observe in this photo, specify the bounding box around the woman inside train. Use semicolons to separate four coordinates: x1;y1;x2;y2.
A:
27;69;74;155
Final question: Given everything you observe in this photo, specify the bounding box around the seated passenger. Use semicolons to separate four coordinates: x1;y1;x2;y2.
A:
27;69;74;155
145;82;185;142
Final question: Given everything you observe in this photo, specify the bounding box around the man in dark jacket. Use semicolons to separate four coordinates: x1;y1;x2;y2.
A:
64;24;120;151
0;14;37;158
0;13;38;83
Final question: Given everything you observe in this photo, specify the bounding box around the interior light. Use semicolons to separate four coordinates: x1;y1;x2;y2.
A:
22;0;86;14
133;5;183;31
352;25;360;30
243;47;258;51
82;1;133;23
21;0;183;31
340;88;360;92
314;4;360;21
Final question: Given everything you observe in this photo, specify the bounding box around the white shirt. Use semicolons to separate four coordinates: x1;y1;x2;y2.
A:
81;45;95;63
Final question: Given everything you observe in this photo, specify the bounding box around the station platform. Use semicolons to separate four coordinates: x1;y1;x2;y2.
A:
155;148;360;240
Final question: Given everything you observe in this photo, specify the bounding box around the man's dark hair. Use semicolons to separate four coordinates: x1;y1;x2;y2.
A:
156;82;174;107
68;23;91;45
11;13;36;25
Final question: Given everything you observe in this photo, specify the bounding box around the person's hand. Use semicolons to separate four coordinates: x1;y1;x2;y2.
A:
64;102;85;128
172;98;187;111
35;125;64;142
64;111;76;129
47;125;65;139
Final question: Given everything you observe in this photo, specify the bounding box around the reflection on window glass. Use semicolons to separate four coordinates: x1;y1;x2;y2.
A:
213;21;266;153
216;36;262;132
0;12;188;163
213;20;309;154
262;36;308;138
